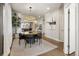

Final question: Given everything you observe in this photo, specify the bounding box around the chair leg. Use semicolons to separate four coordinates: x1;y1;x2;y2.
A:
37;38;38;42
39;38;42;45
30;43;31;48
29;39;32;48
40;38;42;43
34;39;35;44
19;39;20;45
39;39;40;45
25;40;27;48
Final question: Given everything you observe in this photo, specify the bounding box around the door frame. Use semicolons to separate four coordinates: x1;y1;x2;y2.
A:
64;3;77;55
75;3;79;56
64;3;79;56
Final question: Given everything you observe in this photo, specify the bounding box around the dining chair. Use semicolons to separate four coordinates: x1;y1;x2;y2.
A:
26;35;35;48
34;34;38;42
34;32;42;45
37;32;42;45
19;33;26;46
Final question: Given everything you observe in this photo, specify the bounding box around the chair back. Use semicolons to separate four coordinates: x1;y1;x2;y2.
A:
19;33;26;39
38;32;42;39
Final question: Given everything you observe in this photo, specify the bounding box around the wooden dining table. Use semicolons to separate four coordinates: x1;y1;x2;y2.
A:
21;31;38;35
20;31;38;47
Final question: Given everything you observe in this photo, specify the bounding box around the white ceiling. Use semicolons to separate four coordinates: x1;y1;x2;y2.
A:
11;3;63;18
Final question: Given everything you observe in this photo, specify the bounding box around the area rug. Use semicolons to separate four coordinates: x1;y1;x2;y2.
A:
10;39;57;56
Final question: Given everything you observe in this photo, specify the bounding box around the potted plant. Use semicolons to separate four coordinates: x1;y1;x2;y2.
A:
12;13;20;39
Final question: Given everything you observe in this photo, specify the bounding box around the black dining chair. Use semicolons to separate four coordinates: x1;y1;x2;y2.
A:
34;32;42;45
37;32;42;45
19;33;26;46
26;35;35;48
34;34;38;42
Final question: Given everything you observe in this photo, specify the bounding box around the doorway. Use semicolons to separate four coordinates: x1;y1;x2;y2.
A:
64;3;76;55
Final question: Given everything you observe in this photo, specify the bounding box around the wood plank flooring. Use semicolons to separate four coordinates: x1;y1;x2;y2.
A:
39;36;75;56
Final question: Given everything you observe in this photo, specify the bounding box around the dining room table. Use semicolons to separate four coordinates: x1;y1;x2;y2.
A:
21;31;39;47
21;31;38;35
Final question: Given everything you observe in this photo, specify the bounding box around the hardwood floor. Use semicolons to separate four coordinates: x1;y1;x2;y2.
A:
10;35;75;56
39;36;75;56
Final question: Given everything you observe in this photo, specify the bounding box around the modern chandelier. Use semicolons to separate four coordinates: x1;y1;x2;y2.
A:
25;6;36;21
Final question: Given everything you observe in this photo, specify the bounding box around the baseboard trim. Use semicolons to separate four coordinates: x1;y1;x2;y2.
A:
44;35;64;42
65;51;75;56
43;36;64;47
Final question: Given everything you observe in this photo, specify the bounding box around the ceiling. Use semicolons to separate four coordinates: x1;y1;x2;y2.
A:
11;3;63;18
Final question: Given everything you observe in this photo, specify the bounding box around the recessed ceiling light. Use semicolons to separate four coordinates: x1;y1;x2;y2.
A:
39;16;40;18
47;7;50;10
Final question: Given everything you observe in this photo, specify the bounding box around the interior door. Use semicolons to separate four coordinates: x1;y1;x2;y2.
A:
64;4;76;55
69;4;75;54
68;9;70;54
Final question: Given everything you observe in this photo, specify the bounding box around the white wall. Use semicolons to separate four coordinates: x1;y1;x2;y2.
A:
44;6;64;42
59;6;64;42
3;3;12;56
64;3;76;54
